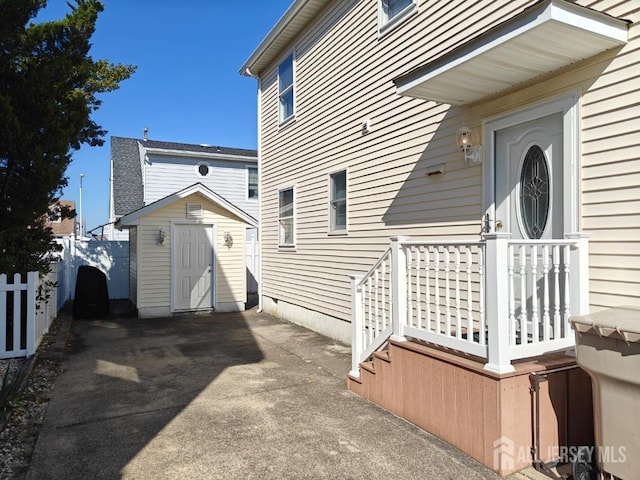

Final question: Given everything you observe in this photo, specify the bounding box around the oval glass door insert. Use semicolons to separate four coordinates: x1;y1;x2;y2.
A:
519;145;550;239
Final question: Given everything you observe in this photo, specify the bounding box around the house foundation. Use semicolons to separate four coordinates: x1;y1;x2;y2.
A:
347;340;593;477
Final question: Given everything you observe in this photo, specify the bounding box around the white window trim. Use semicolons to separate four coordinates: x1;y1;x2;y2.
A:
247;165;258;201
278;51;296;127
196;161;212;178
278;186;296;248
328;169;348;235
378;0;417;37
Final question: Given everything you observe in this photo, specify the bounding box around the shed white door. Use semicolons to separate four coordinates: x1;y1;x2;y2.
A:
495;113;563;239
173;224;213;311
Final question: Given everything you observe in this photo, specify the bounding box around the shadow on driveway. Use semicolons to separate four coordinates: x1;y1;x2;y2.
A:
27;309;504;480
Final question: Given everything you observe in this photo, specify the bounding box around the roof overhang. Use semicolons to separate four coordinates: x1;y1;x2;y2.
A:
116;183;258;229
142;147;257;163
240;0;331;77
394;0;629;105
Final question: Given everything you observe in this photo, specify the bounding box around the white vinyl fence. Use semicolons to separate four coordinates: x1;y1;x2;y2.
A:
246;238;260;294
0;270;58;359
55;239;129;304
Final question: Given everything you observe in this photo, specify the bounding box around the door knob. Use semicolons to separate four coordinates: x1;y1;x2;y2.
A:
496;220;503;231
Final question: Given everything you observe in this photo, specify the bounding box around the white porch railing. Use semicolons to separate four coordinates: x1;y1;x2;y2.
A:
350;233;590;377
1;270;59;359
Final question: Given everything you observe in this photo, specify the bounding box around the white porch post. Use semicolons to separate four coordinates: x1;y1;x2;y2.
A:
349;274;364;378
565;233;591;317
390;236;409;342
483;233;515;374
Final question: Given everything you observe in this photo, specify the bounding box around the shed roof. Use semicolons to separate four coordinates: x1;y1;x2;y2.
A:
116;183;258;229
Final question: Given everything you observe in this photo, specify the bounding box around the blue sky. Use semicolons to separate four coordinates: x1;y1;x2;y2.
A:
36;0;292;232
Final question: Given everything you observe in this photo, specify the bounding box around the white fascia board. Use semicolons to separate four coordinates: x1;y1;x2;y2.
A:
142;147;257;163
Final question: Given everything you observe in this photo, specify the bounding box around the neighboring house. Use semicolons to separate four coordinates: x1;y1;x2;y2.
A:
116;183;258;317
47;200;76;238
241;0;637;476
109;135;259;317
107;135;259;242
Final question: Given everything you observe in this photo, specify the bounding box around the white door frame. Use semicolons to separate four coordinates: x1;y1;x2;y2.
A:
482;92;581;235
170;221;216;312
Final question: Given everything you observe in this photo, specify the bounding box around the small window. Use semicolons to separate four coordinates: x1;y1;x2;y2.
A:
278;53;294;124
329;170;347;232
379;0;416;31
197;162;211;178
278;187;294;247
248;166;258;199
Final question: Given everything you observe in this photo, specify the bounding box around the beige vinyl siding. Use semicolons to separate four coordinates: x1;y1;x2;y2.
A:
258;0;640;322
129;226;138;304
136;193;247;310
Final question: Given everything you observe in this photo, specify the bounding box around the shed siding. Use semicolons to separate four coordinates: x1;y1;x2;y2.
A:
144;156;258;221
129;226;138;304
258;0;640;324
136;193;247;310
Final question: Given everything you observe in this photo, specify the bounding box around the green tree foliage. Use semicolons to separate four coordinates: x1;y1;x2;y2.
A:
0;0;135;275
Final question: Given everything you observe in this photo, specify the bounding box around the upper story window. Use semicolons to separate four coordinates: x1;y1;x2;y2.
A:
379;0;416;33
278;187;295;247
329;170;347;233
278;53;295;124
248;166;258;199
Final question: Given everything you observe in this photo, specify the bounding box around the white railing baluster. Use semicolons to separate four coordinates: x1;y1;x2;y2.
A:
381;259;387;329
563;244;571;336
466;247;473;342
444;248;451;337
531;245;539;344
542;245;551;342
478;246;486;346
434;248;441;334
415;247;421;329
425;247;431;332
519;245;528;345
406;247;413;327
553;245;561;341
367;277;373;342
374;270;380;335
455;248;461;339
508;245;516;347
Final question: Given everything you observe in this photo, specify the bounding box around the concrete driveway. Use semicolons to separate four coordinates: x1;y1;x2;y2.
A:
27;309;507;480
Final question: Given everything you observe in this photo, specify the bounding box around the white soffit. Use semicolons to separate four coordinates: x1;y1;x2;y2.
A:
394;0;629;105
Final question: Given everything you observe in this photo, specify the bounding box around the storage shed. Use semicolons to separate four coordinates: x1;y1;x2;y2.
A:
116;183;258;318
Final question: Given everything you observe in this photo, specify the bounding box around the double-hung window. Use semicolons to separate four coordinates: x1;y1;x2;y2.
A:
278;187;295;246
278;53;295;124
379;0;416;31
330;170;347;232
248;166;258;199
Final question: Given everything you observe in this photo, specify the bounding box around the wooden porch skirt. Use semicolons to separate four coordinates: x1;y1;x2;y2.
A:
347;340;593;477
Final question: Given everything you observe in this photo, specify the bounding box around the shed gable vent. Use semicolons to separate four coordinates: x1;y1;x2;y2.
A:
186;203;203;219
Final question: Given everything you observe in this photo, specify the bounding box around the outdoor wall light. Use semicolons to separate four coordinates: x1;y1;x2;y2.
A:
158;228;167;246
456;125;482;166
223;231;233;248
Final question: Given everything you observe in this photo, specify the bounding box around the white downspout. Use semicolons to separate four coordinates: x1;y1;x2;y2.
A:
256;78;264;313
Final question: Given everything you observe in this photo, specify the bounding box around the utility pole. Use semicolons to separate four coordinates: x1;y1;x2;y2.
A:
79;173;84;238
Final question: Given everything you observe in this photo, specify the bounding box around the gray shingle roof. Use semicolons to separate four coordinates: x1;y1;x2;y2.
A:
111;137;144;217
110;136;258;217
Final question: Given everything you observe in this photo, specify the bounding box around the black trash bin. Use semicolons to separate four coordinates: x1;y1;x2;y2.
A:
73;265;110;319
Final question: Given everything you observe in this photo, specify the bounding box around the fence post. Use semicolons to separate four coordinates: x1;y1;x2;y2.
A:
349;274;364;378
565;233;591;317
483;233;515;374
26;271;37;356
390;236;409;342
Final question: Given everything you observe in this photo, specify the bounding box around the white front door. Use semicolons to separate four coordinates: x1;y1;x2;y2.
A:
173;224;213;311
495;113;563;239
